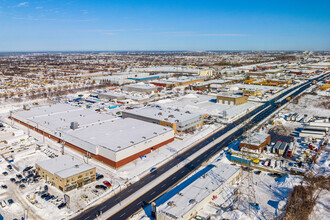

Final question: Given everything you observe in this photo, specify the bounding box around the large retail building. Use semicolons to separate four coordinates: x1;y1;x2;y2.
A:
10;103;174;168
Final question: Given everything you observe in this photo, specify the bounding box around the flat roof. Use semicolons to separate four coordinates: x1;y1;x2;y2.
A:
13;103;117;131
36;155;95;179
241;132;270;146
124;106;202;123
157;163;240;219
62;118;173;152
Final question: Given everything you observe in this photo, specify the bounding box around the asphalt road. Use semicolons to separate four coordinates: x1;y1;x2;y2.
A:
71;73;328;220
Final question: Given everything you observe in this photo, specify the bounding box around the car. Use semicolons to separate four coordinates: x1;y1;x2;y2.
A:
150;167;157;173
103;181;112;188
45;195;52;201
7;165;12;170
2;172;8;176
41;193;50;199
141;201;148;207
254;171;261;175
96;174;104;180
1;185;7;189
95;185;107;190
26;173;34;179
16;174;23;179
10;178;16;182
23;166;33;172
15;180;21;185
269;173;282;178
92;189;98;194
58;202;67;209
7;199;14;205
21;178;27;183
44;185;48;191
19;184;26;189
33;178;39;183
38;190;46;196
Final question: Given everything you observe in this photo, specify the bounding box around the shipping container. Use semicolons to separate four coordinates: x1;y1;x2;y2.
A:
230;155;251;165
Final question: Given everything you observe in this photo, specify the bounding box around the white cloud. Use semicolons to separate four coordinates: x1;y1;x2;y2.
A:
104;33;116;36
17;2;29;7
157;32;250;37
36;6;43;9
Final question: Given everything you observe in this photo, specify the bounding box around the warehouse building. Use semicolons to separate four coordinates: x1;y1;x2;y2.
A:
122;106;205;133
243;89;263;97
156;163;241;220
98;92;126;101
36;155;96;192
239;133;271;152
216;95;248;105
123;84;159;93
10;103;175;168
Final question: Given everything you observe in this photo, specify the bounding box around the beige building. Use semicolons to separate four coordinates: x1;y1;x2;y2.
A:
36;155;96;192
243;89;263;97
217;95;248;105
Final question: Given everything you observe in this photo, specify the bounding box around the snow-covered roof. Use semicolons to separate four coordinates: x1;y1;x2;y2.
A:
124;106;202;124
157;163;240;219
241;132;270;146
13;103;117;131
36;155;95;179
62;118;173;152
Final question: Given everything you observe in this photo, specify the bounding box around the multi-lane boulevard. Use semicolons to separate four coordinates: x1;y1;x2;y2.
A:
72;73;328;220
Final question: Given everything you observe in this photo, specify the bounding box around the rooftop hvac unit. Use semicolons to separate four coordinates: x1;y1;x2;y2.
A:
70;121;79;130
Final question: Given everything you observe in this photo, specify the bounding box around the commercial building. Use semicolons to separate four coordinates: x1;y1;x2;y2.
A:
122;106;205;133
151;77;205;88
10;103;175;168
156;163;241;220
216;95;248;105
239;133;271;152
243;89;263;97
36;155;96;192
123;84;159;93
98;92;126;100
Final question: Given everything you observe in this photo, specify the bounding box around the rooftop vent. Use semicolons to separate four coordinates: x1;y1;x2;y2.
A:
70;121;79;130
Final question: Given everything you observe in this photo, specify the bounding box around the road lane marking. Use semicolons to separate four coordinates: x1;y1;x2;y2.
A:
120;212;126;217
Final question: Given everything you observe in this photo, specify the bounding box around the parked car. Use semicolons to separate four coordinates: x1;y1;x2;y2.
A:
254;171;261;175
269;173;282;178
15;180;21;185
41;193;50;199
103;181;112;188
44;185;48;191
95;185;107;190
1;185;7;189
26;173;34;179
23;166;33;172
96;174;104;180
7;165;12;170
2;172;8;176
16;174;23;179
150;167;157;173
45;195;52;201
21;178;27;183
7;199;14;205
58;202;66;209
10;178;16;182
19;184;26;189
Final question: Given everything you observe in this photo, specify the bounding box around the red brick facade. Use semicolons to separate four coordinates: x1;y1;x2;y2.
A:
239;135;270;152
10;116;174;168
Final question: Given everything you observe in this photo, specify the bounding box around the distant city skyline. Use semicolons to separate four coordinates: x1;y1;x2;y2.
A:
0;0;329;52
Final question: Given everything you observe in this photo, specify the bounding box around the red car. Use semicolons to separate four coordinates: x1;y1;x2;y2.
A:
103;181;112;188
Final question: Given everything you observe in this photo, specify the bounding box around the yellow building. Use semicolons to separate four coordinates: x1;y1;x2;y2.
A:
36;155;96;192
217;95;248;105
243;89;263;97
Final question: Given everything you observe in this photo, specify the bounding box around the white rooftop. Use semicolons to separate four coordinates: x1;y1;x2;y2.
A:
241;132;270;146
36;155;95;179
124;106;202;123
13;103;117;131
62;118;173;152
157;163;240;219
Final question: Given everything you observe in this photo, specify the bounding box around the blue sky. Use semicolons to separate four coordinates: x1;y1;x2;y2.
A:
0;0;329;51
